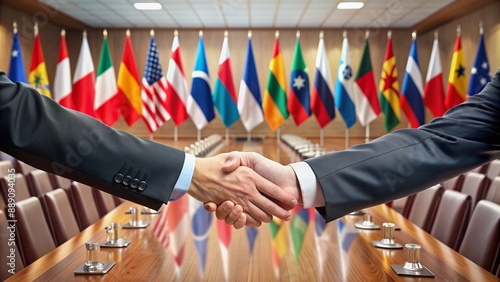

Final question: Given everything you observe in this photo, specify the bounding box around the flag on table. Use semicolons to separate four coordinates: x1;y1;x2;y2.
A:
238;35;263;132
335;36;356;128
189;197;212;275
152;204;170;249
117;31;142;126
401;36;425;128
53;29;74;109
245;227;259;255
444;32;467;110
72;32;96;117
311;33;335;128
468;32;490;96
353;36;380;127
213;33;239;128
269;218;287;277
8;23;27;83
290;207;310;263
141;34;170;133
188;34;215;130
29;25;51;98
423;35;445;118
216;219;232;280
166;195;189;276
288;37;310;126
94;31;119;126
337;219;358;253
166;32;190;126
379;35;400;132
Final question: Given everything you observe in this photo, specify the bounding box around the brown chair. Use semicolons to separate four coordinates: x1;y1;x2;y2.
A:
485;159;500;180
93;189;117;217
1;173;32;203
49;173;73;190
400;194;416;218
459;200;500;273
0;160;15;177
442;175;464;191
486;176;500;205
460;172;490;211
430;190;472;250
15;160;37;176
15;197;56;265
113;195;125;206
0;210;24;281
70;182;100;229
408;184;444;232
27;170;54;197
44;189;81;245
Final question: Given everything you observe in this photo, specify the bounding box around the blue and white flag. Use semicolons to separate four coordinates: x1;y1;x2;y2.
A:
401;37;425;128
335;36;356;128
189;197;212;276
468;33;490;96
8;29;27;83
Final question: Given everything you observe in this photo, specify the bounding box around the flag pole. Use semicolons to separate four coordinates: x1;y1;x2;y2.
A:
149;134;153;141
365;124;370;143
345;128;349;149
276;128;280;146
197;129;201;141
320;128;324;147
225;128;229;145
247;131;251;142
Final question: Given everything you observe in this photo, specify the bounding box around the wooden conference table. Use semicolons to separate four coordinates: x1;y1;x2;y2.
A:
6;138;499;281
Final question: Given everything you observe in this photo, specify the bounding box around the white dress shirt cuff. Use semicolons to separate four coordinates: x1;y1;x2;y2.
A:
289;162;325;208
169;153;195;201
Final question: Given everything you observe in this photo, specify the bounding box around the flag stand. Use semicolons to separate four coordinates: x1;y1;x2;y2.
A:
276;128;281;145
345;128;350;149
149;134;153;141
197;130;201;141
225;128;229;145
174;126;178;142
320;129;324;147
364;124;370;143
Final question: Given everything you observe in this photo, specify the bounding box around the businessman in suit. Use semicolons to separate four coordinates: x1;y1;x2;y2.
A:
0;71;297;226
211;68;500;228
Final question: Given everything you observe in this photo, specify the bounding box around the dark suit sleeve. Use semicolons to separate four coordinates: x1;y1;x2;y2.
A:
0;72;184;210
307;69;500;222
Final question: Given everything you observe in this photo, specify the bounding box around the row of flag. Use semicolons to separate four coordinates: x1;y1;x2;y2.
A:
8;24;491;134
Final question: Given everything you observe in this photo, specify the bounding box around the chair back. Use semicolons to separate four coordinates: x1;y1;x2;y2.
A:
15;160;37;176
459;200;500;272
485;159;500;180
408;184;444;232
485;176;500;205
94;189;117;217
460;172;490;210
49;173;73;190
0;210;24;280
15;197;56;265
27;170;54;197
442;175;464;191
70;182;100;229
1;173;31;203
0;160;14;177
44;189;81;245
430;190;472;250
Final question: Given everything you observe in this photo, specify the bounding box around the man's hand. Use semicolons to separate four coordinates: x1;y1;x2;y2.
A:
187;153;297;227
204;152;302;227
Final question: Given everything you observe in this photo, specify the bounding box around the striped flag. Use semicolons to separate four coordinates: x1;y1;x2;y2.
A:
188;34;215;130
311;33;335;128
379;35;400;132
444;31;467;110
400;35;425;128
94;31;119;126
288;37;310;126
337;219;359;253
189;197;212;275
141;34;170;133
213;33;239;128
269;218;287;277
468;32;491;96
263;35;288;131
166;32;190;126
238;35;263;132
245;227;259;255
216;219;232;280
335;35;356;128
8;23;26;83
353;36;380;127
29;24;51;98
152;204;170;249
166;195;189;276
290;207;310;263
53;29;74;109
423;35;445;118
72;32;96;117
117;31;142;126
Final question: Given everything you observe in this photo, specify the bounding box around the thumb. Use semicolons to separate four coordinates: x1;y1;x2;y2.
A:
221;151;241;172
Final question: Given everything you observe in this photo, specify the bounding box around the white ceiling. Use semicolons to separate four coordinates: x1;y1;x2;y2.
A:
38;0;455;29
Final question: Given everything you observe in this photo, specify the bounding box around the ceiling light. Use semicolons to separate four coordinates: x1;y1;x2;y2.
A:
134;2;162;10
337;2;365;9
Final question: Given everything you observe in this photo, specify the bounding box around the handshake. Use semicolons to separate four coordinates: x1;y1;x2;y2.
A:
187;151;303;229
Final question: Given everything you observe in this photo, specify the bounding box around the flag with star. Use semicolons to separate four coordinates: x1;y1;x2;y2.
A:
8;23;27;83
379;35;400;132
468;32;490;96
29;24;51;98
335;35;356;128
444;32;467;110
288;37;310;126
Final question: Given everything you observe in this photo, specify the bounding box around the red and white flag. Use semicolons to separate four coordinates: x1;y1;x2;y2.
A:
166;195;189;276
166;32;189;126
152;204;170;249
53;29;74;109
216;219;232;280
423;35;446;117
72;32;96;117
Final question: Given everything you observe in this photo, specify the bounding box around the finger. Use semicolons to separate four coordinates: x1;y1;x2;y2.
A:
245;200;274;223
215;201;235;220
243;213;262;228
225;205;243;225
221;152;241;173
204;202;217;213
253;178;294;221
232;212;246;229
257;179;297;210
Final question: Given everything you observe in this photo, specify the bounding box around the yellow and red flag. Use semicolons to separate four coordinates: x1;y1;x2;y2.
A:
29;23;51;98
444;30;467;110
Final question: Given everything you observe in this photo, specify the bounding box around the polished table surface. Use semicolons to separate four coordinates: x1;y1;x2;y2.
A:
6;138;499;281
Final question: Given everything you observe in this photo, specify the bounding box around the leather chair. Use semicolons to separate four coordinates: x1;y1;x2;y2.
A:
113;195;125;206
0;210;24;281
49;173;73;190
485;176;500;205
408;184;444;232
430;190;472;250
401;195;416;218
93;189;117;217
1;173;32;203
485;159;500;180
15;197;56;265
460;172;490;211
70;182;100;229
27;170;54;197
459;200;500;273
15;160;37;176
44;189;81;245
0;160;14;177
442;175;464;191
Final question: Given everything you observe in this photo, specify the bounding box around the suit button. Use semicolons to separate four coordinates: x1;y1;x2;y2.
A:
123;175;132;186
130;178;139;189
114;173;124;183
138;181;147;191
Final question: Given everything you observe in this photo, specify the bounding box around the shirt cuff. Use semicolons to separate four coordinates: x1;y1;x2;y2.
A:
289;162;325;208
169;153;195;201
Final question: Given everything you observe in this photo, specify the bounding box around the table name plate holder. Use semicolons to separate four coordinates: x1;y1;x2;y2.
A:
123;207;150;228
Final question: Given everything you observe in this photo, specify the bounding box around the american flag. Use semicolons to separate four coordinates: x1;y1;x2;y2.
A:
141;35;170;133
